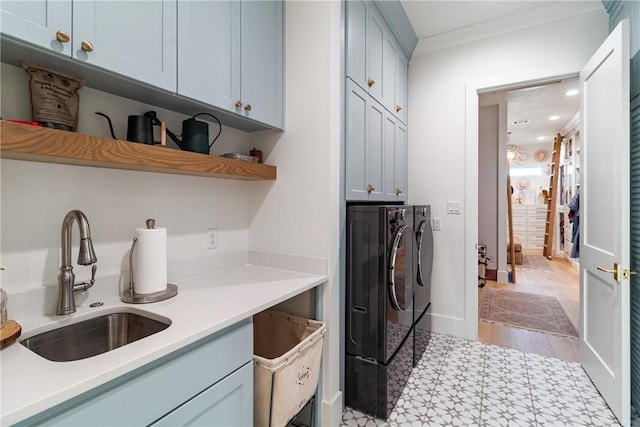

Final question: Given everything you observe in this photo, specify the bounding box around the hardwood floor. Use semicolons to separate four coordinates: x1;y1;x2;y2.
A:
477;250;581;362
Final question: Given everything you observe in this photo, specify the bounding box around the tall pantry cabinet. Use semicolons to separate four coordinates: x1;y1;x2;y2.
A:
344;0;413;202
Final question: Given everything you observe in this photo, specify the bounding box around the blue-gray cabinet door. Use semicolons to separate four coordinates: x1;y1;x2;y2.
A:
383;113;407;201
73;0;177;92
395;52;408;125
345;78;384;201
178;0;241;112
0;0;71;56
151;363;253;427
345;0;367;90
240;0;284;129
367;5;385;102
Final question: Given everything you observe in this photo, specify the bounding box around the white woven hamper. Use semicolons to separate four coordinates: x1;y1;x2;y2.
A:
253;310;326;427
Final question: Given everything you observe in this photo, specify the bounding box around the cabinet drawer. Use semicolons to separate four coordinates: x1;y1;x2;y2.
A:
152;362;253;427
17;320;253;427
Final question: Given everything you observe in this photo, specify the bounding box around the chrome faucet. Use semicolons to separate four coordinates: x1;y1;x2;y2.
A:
57;210;98;315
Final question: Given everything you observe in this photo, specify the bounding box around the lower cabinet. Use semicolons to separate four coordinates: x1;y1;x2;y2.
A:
151;363;252;427
14;319;253;427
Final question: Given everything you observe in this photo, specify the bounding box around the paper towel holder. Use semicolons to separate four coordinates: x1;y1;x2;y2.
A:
121;235;178;304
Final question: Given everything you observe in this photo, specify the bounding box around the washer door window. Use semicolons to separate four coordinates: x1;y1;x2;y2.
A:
388;225;415;312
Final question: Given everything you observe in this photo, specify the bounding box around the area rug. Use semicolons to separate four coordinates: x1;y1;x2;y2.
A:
479;288;578;338
521;253;555;272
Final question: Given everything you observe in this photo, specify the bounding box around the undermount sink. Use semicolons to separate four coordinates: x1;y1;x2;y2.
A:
20;312;171;362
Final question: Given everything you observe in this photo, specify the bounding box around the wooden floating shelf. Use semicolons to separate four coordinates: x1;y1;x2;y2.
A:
0;121;276;181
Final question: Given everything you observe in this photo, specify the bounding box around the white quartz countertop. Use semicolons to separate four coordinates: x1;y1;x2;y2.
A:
0;264;327;425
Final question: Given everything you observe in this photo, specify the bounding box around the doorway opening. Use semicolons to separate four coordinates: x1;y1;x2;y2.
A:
476;77;581;362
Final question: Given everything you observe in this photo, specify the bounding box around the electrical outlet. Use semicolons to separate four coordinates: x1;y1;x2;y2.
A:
432;218;442;231
206;228;218;249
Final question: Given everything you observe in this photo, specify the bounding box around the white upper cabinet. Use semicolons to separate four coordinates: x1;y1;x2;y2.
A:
0;0;72;56
394;51;408;124
0;0;177;92
178;1;241;110
178;0;283;130
73;0;177;92
345;0;408;124
239;0;283;129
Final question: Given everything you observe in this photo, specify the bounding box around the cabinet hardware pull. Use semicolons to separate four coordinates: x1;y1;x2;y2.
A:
235;100;243;108
396;105;402;113
395;188;402;196
56;31;70;43
597;263;621;281
367;184;375;193
244;104;252;112
367;78;375;87
80;41;94;52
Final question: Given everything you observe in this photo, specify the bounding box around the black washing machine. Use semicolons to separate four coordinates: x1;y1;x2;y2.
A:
413;205;433;366
345;204;416;419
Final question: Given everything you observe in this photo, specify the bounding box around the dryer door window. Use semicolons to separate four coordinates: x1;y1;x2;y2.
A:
416;220;434;287
388;224;415;312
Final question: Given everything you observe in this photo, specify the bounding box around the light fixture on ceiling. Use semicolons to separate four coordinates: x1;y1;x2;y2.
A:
506;132;522;165
566;89;579;96
537;136;546;140
549;115;560;121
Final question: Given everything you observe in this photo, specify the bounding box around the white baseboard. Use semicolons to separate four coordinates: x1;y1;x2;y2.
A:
431;313;476;341
497;270;509;283
321;391;343;426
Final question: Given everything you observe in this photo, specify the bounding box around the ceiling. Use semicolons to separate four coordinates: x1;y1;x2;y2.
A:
399;1;597;146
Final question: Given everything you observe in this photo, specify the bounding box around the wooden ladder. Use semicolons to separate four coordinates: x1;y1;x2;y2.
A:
543;133;562;259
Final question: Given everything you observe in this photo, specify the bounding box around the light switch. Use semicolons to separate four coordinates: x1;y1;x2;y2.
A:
447;201;461;214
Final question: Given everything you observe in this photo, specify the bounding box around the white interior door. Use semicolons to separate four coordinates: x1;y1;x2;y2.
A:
580;19;631;426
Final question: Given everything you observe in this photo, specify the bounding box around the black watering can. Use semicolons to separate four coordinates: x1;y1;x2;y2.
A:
95;112;158;145
144;111;222;155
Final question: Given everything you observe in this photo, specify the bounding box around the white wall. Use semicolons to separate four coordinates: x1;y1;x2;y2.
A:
0;63;254;297
408;9;608;338
248;1;343;424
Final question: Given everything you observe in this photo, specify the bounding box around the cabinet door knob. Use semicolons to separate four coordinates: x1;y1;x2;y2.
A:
367;184;375;193
244;104;252;112
235;100;243;108
55;30;70;43
80;40;94;52
395;105;402;113
395;188;402;196
367;78;375;87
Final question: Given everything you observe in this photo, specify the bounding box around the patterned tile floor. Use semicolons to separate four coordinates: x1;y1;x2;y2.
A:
341;333;636;426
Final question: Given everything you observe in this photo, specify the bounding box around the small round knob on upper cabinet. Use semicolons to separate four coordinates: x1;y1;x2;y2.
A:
367;184;375;193
395;188;402;196
56;30;70;43
396;105;402;113
244;104;252;112
367;78;375;87
235;101;243;108
80;40;94;52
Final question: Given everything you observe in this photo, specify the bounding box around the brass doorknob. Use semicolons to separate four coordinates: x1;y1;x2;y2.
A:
597;263;621;281
396;105;402;113
244;104;252;112
235;100;243;108
367;184;375;193
55;30;70;43
80;40;94;52
395;188;402;196
367;78;375;87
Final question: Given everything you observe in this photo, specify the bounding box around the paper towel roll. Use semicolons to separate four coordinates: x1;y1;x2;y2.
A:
133;227;167;294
